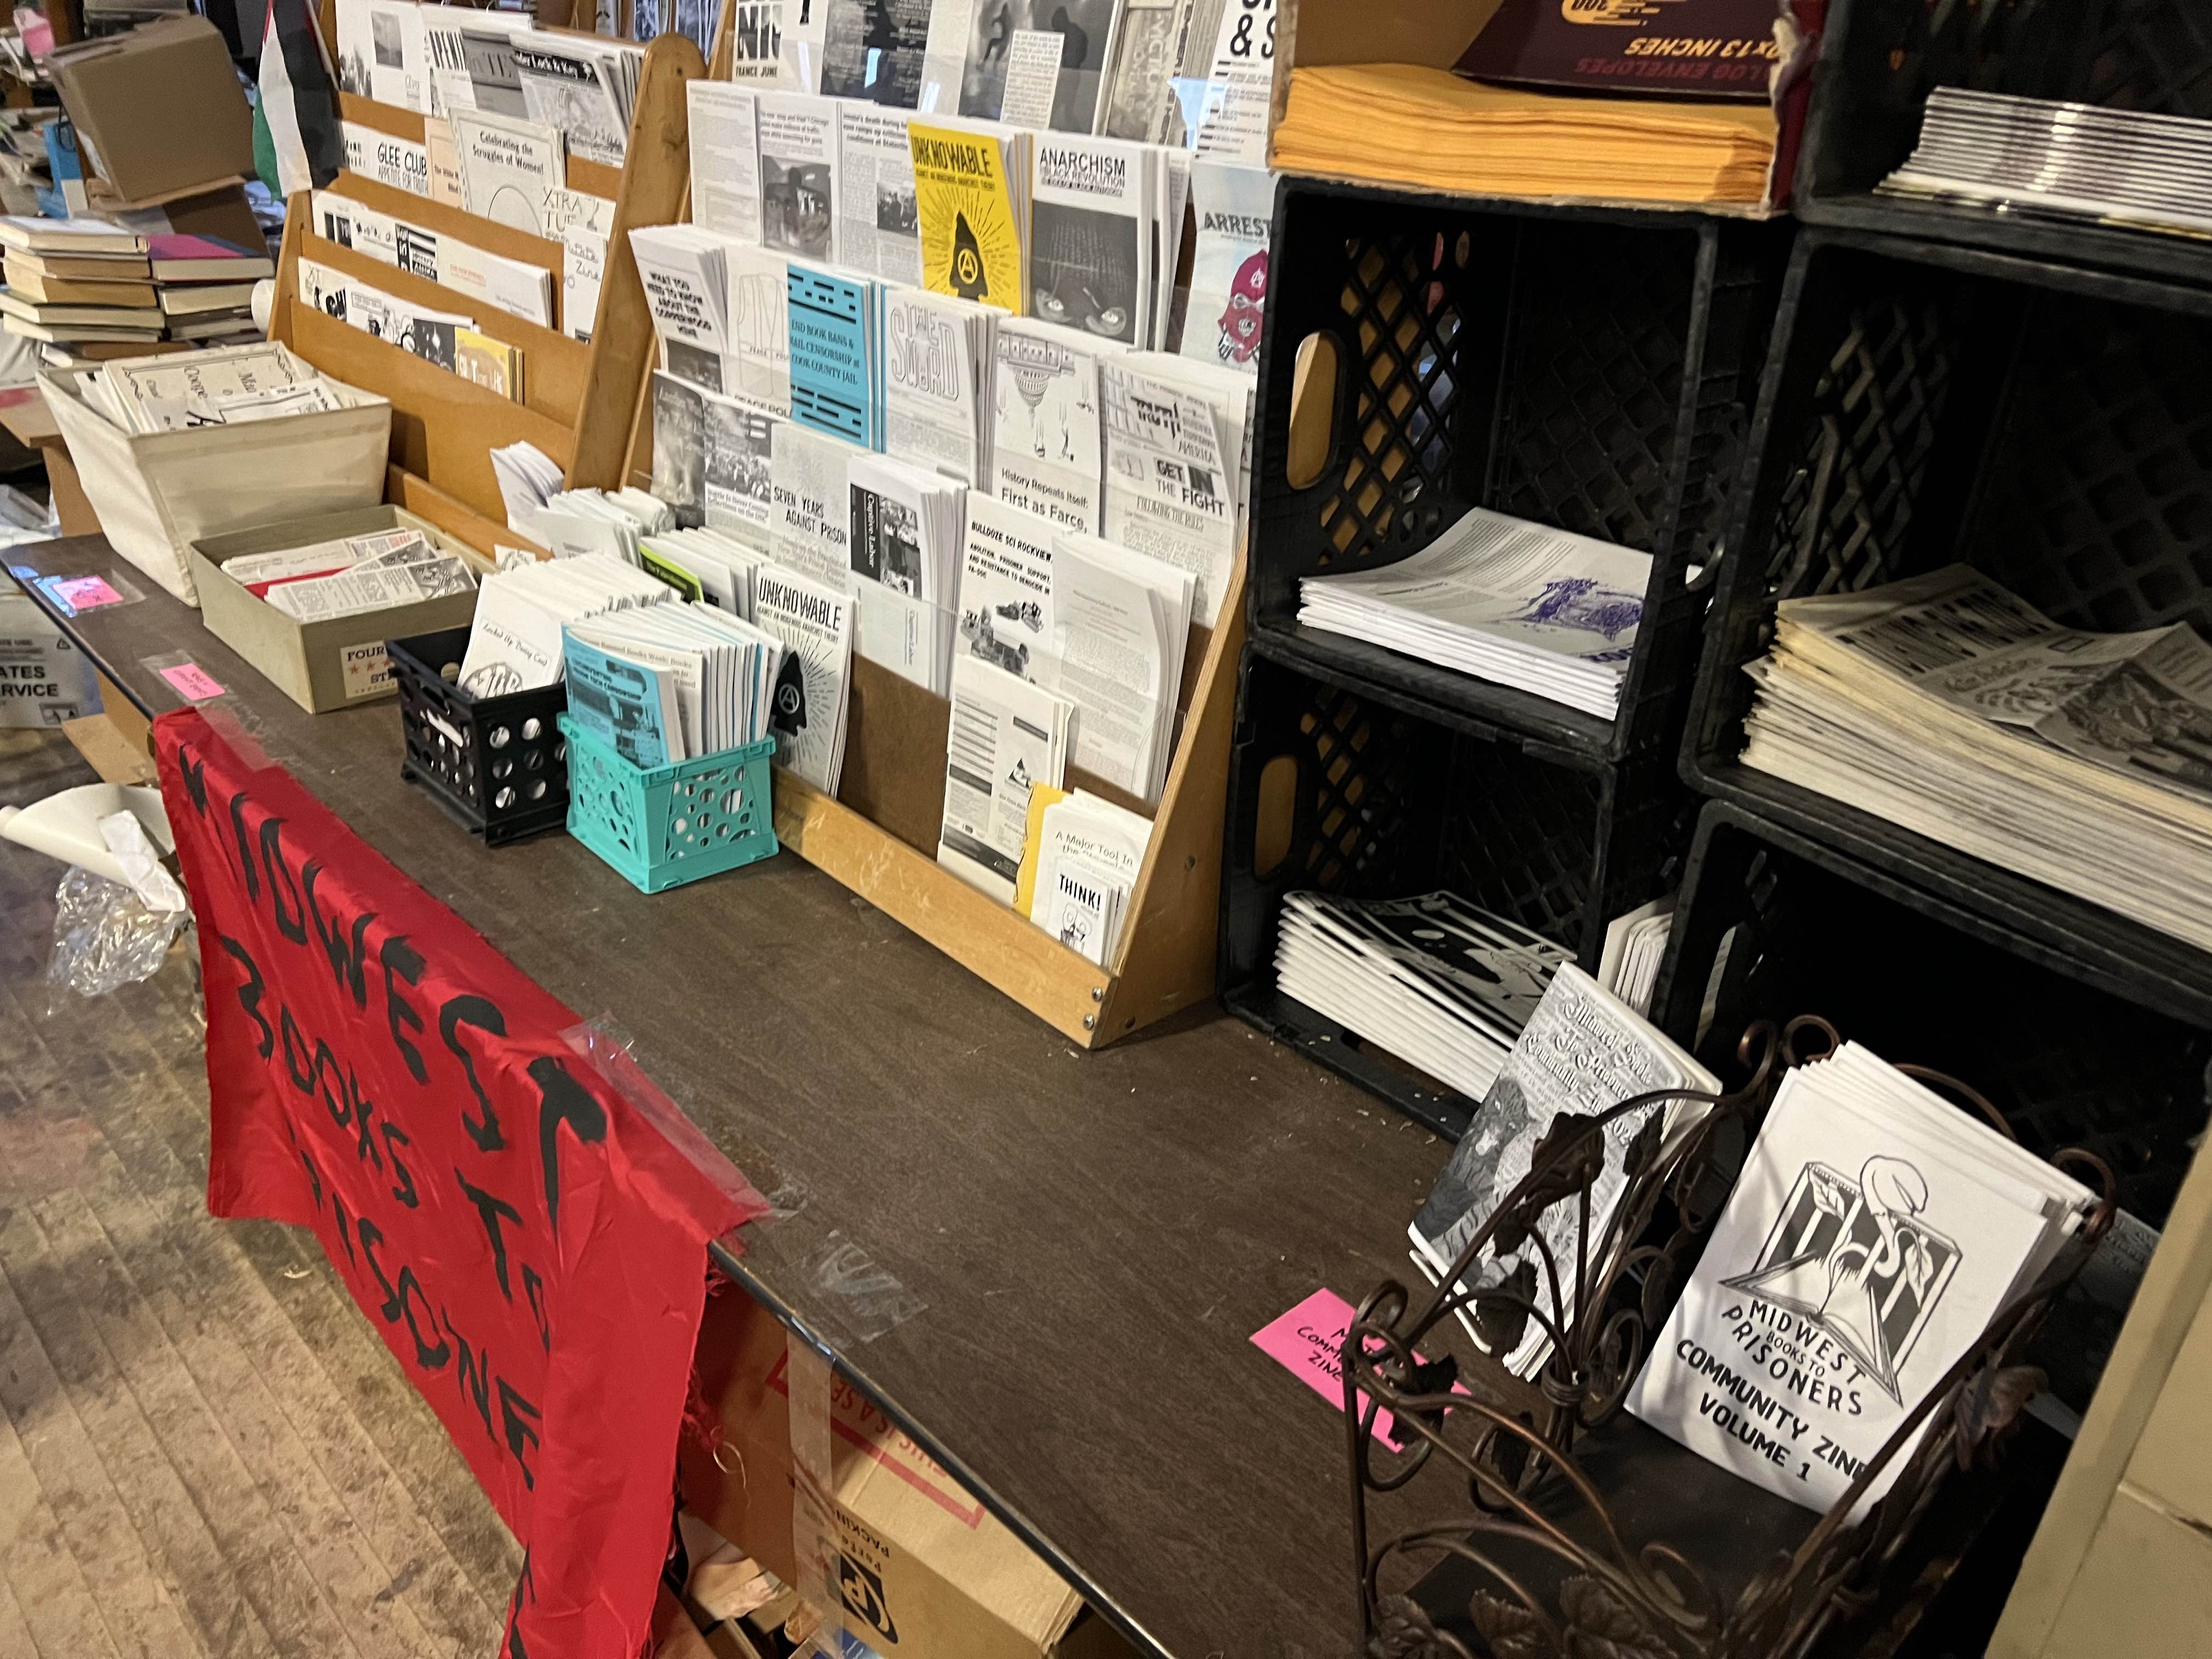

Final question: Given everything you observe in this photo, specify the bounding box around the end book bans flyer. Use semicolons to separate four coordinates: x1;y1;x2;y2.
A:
154;708;771;1659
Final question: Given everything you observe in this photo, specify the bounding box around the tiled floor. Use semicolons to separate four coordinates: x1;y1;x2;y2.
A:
0;726;520;1657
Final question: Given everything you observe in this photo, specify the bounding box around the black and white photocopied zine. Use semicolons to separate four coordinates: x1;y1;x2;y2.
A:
688;81;764;244
938;653;1075;902
991;317;1114;533
883;286;995;484
753;565;855;791
956;493;1057;682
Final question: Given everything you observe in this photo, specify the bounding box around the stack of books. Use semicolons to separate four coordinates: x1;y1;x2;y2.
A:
0;217;270;359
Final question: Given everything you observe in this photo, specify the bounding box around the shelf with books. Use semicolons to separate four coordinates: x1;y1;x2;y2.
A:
266;30;706;535
1216;647;1695;1139
1792;0;2212;291
1247;177;1787;769
1683;224;2212;1032
1651;799;2209;1229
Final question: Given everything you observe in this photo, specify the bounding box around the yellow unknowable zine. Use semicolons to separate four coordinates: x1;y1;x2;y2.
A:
907;121;1029;316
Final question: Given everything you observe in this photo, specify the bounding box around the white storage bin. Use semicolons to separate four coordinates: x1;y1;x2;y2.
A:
39;348;393;606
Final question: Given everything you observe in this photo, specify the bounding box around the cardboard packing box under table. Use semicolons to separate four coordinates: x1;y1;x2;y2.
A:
681;1287;1137;1659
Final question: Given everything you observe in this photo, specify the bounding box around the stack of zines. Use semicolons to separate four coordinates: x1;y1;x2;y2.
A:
1406;964;1718;1374
1878;87;2212;240
1597;896;1673;1019
561;600;787;771
1627;1041;2099;1514
0;218;271;357
228;528;477;623
1736;565;2212;953
71;341;356;432
1273;889;1571;1101
1298;506;1652;720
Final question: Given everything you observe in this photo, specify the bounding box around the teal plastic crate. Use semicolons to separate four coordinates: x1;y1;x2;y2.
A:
557;715;778;893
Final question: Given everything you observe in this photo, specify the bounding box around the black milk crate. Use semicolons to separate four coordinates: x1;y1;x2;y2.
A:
1795;0;2212;287
1685;225;2212;1029
1651;799;2211;1227
1248;178;1787;765
390;627;569;846
1218;647;1694;1140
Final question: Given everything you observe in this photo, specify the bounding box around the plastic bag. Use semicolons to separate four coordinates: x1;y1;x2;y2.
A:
46;866;188;999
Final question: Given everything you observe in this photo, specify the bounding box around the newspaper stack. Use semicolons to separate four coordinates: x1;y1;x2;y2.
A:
1877;88;2212;240
1737;565;2212;952
1299;507;1652;719
460;554;673;696
1407;964;1718;1374
1627;1042;2098;1514
70;342;354;433
1273;889;1571;1101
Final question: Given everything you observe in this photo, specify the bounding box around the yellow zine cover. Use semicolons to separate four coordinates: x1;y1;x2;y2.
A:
907;121;1027;315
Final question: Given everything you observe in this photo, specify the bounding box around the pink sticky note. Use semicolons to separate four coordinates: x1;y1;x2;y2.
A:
50;575;123;611
159;662;224;702
1254;1288;1462;1446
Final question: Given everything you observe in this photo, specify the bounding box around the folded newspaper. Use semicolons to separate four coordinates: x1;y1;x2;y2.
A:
1274;889;1570;1103
1740;564;2212;951
1298;506;1651;719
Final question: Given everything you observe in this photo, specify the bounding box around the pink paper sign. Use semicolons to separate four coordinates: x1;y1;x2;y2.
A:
158;662;225;702
1252;1288;1462;1447
48;575;124;611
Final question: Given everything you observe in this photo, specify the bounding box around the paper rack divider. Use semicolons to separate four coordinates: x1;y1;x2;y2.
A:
284;301;577;519
834;614;1209;862
335;92;627;202
295;229;586;428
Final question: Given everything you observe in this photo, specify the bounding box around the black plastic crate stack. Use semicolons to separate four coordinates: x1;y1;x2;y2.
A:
1664;71;2212;1231
390;627;571;846
1793;0;2212;287
1218;179;1785;1137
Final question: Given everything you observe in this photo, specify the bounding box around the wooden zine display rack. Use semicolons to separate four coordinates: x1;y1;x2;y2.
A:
272;17;708;551
614;41;1244;1049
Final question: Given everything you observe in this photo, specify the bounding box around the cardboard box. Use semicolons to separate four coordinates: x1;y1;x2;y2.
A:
682;1289;1137;1659
189;506;487;714
48;18;254;205
0;589;98;728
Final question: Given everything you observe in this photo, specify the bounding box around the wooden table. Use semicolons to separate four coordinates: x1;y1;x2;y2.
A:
8;533;1452;1659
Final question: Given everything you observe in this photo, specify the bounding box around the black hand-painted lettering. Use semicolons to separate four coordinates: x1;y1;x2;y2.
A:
313;1039;350;1128
350;1078;383;1172
279;1005;317;1094
393;1268;450;1371
331;1193;358;1267
439;995;509;1153
177;744;210;816
455;1170;523;1299
302;860;374;1008
258;817;307;945
520;1263;550;1352
529;1057;606;1232
217;934;273;1057
503;1549;535;1659
443;1306;495;1441
298;1148;323;1209
497;1380;541;1490
357;1214;397;1308
226;790;258;901
381;1121;419;1208
380;936;428;1083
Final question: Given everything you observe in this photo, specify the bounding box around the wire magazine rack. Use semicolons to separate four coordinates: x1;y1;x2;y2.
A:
1342;1016;2117;1659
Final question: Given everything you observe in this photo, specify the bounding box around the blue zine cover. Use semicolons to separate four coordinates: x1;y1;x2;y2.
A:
786;262;879;449
562;630;673;770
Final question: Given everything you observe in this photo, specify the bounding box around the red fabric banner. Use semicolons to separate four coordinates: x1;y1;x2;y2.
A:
154;708;770;1658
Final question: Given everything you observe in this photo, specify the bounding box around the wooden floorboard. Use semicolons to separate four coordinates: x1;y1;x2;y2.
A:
0;727;512;1659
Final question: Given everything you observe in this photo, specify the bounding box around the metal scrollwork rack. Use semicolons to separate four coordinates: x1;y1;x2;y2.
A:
1343;1016;2117;1659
